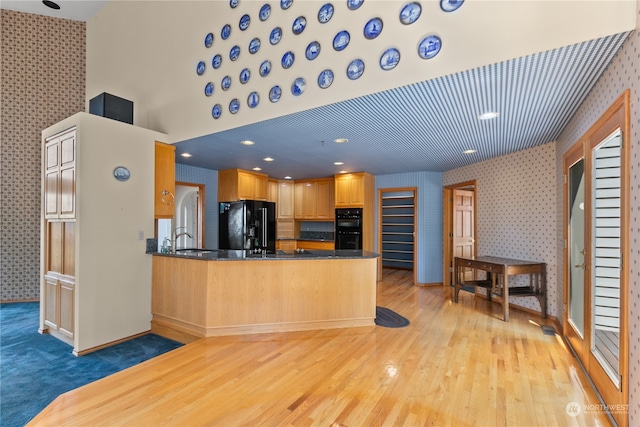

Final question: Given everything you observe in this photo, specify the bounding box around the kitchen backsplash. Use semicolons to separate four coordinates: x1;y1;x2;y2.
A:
299;231;334;241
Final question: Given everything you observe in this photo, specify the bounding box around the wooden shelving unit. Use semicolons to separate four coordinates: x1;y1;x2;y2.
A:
381;191;415;269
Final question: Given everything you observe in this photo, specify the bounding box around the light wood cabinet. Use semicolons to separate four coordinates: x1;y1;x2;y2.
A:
335;173;370;207
277;240;297;251
277;219;295;239
218;168;268;201
155;142;176;218
45;128;76;219
268;179;278;203
277;180;295;219
294;178;334;220
296;240;335;250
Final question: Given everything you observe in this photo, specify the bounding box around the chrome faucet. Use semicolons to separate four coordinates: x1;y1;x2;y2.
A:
171;227;193;253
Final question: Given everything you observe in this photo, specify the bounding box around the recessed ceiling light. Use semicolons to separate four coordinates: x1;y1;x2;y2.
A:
252;167;262;171
334;138;348;144
284;176;292;180
463;149;477;154
241;140;255;145
334;161;344;165
263;157;274;162
180;153;192;158
42;1;61;10
339;170;348;174
478;112;499;120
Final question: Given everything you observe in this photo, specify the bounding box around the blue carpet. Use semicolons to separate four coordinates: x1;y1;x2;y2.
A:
374;306;410;328
0;302;182;427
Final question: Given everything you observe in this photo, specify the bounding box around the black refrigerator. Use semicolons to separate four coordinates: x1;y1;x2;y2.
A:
219;200;276;252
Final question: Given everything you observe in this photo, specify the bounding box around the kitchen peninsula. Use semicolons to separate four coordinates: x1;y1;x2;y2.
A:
151;250;378;343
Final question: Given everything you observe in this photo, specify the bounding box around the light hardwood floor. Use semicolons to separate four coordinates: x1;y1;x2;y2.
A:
30;269;611;426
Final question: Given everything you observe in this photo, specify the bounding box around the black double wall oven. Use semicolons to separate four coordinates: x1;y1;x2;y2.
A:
335;208;362;250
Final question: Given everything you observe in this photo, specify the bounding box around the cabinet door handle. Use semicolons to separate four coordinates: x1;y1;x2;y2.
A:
161;190;175;205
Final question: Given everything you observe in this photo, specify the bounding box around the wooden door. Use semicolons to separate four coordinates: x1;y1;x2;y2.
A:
453;189;475;281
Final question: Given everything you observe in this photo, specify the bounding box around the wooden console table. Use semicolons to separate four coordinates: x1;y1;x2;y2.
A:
453;256;547;321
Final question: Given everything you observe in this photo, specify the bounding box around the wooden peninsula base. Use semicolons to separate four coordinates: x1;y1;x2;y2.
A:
152;254;378;342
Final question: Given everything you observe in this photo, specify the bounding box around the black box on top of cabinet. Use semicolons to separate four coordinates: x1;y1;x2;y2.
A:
89;93;133;125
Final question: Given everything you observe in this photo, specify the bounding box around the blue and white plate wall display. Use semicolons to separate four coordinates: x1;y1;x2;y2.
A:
399;2;421;25
221;24;231;40
196;61;205;75
229;0;239;8
221;76;231;91
248;92;260;108
292;16;307;35
212;104;222;119
318;69;334;89
418;35;442;59
440;0;464;12
239;68;251;84
259;60;272;77
270;27;283;45
239;14;250;31
229;98;240;114
249;38;261;54
318;3;334;23
204;33;214;48
292;77;306;96
364;18;383;39
229;45;240;61
269;85;282;103
380;47;400;70
282;51;295;69
305;41;321;60
347;0;364;10
347;59;365;80
204;82;214;96
333;31;350;51
259;4;271;21
212;54;222;69
280;0;293;10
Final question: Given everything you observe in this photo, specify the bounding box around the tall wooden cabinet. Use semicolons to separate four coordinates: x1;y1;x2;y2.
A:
41;112;166;355
334;172;375;252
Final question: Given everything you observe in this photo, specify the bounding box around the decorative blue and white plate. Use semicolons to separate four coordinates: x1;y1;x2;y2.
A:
417;35;441;59
292;16;306;35
249;38;261;54
270;27;283;45
259;4;271;21
212;104;222;119
239;14;250;31
399;2;421;25
196;61;206;75
221;24;231;40
281;0;293;10
204;33;214;48
440;0;464;12
204;82;214;96
212;54;222;69
380;47;400;70
317;69;334;89
259;60;272;77
346;58;365;80
229;0;239;9
318;3;334;23
229;45;240;61
221;75;231;91
229;98;240;114
269;85;282;103
364;17;383;39
305;41;321;60
291;77;306;96
281;51;295;69
239;68;251;84
248;92;260;108
347;0;364;10
333;30;350;51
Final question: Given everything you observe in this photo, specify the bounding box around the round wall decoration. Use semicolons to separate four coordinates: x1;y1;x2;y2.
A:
204;33;214;48
399;2;421;25
418;35;442;59
248;92;260;108
364;17;383;39
196;61;205;76
305;41;321;60
249;38;261;54
269;85;283;102
221;24;231;40
239;14;250;31
270;27;283;45
292;16;307;35
113;166;130;182
347;58;365;80
221;75;231;91
281;0;293;10
347;0;364;11
291;77;306;96
229;45;240;61
229;98;240;114
318;3;334;23
440;0;464;12
380;47;400;70
333;30;350;51
204;82;214;96
281;51;295;69
318;69;334;88
239;68;251;84
259;4;271;21
229;0;239;8
212;104;222;119
260;60;272;77
212;54;222;69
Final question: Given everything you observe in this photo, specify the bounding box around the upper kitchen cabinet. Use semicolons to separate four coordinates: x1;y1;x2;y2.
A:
268;179;278;203
218;168;268;201
44;128;76;219
294;177;334;221
154;142;176;219
334;172;373;208
277;180;295;219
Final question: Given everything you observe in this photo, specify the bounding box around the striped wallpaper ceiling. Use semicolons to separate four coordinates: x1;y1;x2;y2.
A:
176;32;631;180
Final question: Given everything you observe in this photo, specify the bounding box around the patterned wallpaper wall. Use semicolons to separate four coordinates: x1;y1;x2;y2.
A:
555;5;639;422
443;143;558;316
0;10;85;301
375;171;443;285
175;163;219;248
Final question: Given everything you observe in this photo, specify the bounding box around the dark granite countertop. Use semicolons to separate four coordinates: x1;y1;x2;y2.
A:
152;249;378;261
